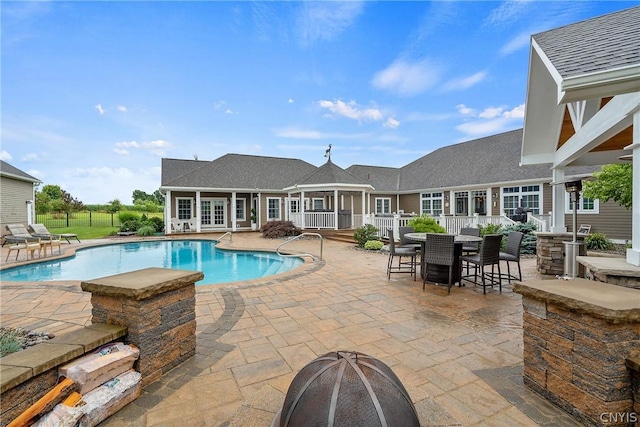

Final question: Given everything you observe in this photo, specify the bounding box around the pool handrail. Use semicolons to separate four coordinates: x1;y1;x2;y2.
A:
276;232;323;261
218;231;232;243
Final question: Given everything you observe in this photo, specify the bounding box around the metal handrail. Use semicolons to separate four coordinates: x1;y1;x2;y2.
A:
276;232;323;261
218;231;232;243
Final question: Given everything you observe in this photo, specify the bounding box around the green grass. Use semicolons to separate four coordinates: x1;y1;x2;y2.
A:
46;226;120;240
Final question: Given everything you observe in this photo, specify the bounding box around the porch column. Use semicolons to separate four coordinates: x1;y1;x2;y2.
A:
351;194;354;228
300;190;306;229
165;190;172;233
231;192;237;231
334;190;339;230
626;109;640;266
195;191;201;232
550;168;567;233
361;190;366;219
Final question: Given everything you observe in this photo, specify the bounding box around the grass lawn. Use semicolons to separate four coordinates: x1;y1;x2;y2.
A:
46;226;120;240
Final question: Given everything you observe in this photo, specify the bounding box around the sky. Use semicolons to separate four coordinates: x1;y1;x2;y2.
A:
1;1;637;204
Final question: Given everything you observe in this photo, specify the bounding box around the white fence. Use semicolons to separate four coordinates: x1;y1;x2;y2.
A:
289;212;336;229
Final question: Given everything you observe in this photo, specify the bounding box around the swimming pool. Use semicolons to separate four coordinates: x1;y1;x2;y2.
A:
0;240;303;285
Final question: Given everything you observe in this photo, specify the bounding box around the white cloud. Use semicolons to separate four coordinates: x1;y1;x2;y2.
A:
371;59;441;97
113;148;129;156
484;0;533;28
455;103;525;137
63;166;161;204
499;31;532;56
95;104;105;115
318;99;383;122
115;141;140;148
113;139;171;156
443;71;487;91
296;2;364;46
21;153;41;162
225;109;235;115
383;117;400;129
479;106;505;119
456;104;476;116
288;98;294;104
0;150;13;161
117;105;127;112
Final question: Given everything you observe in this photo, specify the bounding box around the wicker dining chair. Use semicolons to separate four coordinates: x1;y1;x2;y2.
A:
386;228;417;281
500;231;524;282
461;234;503;294
460;227;480;274
422;233;456;294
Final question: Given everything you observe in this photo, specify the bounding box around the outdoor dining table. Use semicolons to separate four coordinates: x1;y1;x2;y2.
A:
404;232;483;285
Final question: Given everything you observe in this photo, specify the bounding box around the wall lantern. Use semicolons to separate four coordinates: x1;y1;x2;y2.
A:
492;192;498;199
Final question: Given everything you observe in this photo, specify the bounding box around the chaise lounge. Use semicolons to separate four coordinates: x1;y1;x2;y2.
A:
29;223;81;243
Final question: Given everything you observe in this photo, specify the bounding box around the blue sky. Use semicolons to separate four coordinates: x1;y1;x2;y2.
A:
2;1;636;204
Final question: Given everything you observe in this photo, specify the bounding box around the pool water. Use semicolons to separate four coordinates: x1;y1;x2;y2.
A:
0;240;303;285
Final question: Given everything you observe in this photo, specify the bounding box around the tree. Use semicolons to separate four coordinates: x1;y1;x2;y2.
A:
35;185;83;214
582;163;632;209
107;199;123;213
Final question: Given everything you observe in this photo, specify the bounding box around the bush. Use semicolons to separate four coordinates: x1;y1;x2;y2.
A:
500;222;538;255
136;225;156;236
407;215;446;233
120;219;142;233
142;216;164;233
354;224;379;248
364;240;384;251
0;333;22;357
261;220;301;238
118;212;140;223
585;232;614;251
479;223;502;236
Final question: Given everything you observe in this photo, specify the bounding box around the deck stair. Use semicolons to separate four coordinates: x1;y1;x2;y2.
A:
315;229;357;244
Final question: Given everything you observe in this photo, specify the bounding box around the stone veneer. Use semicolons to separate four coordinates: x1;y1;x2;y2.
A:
578;256;640;289
81;268;203;387
514;278;640;426
535;232;586;277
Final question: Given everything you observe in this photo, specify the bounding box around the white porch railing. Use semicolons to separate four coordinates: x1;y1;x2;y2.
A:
289;212;336;229
528;212;550;232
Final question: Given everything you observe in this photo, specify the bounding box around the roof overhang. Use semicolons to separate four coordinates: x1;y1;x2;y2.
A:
283;183;374;192
0;172;41;184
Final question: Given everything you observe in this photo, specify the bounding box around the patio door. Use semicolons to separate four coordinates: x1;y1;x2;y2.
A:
201;198;227;228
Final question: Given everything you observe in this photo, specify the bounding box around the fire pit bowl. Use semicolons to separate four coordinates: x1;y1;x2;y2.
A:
272;350;420;427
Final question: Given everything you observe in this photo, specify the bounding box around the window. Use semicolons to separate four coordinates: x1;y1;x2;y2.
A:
565;192;599;214
375;198;391;215
267;197;281;220
502;185;541;216
235;198;246;221
471;190;486;215
312;198;324;210
420;193;443;216
176;198;192;220
289;198;300;213
454;191;468;215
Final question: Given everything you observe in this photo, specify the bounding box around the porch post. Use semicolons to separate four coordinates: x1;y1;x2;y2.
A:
300;190;306;229
231;192;237;231
361;190;366;225
550;168;567;233
195;191;201;232
626;109;640;266
165;190;172;234
334;189;339;230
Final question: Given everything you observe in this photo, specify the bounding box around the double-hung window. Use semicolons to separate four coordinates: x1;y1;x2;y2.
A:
235;199;246;221
502;185;541;216
375;198;391;215
420;193;443;216
267;197;281;220
176;198;192;220
565;192;599;214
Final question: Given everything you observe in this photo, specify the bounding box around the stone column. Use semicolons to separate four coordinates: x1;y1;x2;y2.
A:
81;268;203;387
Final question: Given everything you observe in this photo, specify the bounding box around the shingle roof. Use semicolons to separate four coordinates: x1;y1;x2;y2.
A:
162;154;317;190
345;165;401;192
532;6;640;78
297;159;369;186
0;160;40;183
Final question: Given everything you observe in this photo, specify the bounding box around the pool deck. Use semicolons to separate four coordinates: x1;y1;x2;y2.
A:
0;232;579;426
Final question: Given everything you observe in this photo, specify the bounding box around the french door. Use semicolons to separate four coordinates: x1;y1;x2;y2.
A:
201;198;227;228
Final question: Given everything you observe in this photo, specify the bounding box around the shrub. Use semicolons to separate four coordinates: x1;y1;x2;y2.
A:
585;232;614;251
0;333;22;357
120;219;142;233
142;216;165;233
136;225;156;236
407;215;446;233
261;220;301;238
479;223;502;236
500;222;538;255
354;224;379;247
118;212;140;223
364;240;384;251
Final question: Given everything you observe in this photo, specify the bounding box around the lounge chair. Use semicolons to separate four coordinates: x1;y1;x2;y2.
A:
5;238;42;261
3;223;39;246
29;223;80;243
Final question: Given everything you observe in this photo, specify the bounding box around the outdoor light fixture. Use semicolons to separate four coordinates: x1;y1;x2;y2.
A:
564;180;582;194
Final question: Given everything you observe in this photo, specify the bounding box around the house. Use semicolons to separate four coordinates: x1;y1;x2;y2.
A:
0;160;40;235
160;128;631;241
520;6;640;265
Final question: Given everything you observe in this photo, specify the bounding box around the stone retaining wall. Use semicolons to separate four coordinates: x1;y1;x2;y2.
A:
535;232;586;277
514;279;640;426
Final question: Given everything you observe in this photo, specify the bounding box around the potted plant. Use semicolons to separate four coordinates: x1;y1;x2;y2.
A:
250;208;258;231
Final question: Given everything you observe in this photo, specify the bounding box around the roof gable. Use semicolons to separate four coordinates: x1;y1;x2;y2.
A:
0;160;40;183
297;159;368;186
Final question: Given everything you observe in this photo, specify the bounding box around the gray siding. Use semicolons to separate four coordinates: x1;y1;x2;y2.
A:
0;177;34;235
566;201;631;242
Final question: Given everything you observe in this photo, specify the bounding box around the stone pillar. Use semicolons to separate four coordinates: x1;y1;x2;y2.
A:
81;268;203;387
535;232;586;277
514;279;640;426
